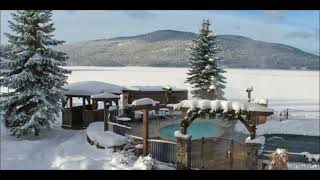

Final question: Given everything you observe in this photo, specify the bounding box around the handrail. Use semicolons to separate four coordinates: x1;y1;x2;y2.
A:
148;139;177;145
126;135;177;145
261;150;319;156
107;121;132;129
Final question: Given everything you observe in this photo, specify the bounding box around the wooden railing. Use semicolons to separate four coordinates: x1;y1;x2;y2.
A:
107;121;132;136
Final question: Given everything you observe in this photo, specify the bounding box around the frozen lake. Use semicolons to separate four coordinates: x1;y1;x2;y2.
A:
65;66;319;111
1;66;319;170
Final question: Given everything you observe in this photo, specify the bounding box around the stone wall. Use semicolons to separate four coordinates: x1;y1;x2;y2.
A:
176;136;191;170
245;143;262;170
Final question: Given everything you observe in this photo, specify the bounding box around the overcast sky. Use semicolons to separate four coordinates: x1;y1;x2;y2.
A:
1;10;319;55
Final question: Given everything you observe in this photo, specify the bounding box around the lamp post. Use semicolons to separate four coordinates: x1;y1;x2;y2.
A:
163;86;172;104
167;88;172;103
246;86;253;102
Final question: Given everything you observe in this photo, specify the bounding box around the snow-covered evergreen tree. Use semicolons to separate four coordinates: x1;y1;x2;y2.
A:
185;19;226;100
0;10;71;137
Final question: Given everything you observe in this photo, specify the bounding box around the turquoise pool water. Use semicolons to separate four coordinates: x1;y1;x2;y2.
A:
159;119;224;140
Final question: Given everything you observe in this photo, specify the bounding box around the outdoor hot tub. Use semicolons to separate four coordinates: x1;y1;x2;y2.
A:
159;119;226;140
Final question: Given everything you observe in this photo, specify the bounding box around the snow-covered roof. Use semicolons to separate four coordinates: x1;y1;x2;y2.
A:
91;92;120;99
173;99;273;113
132;98;159;107
63;81;124;96
125;85;187;92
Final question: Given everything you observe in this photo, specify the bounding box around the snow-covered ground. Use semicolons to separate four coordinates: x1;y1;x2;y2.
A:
235;118;320;136
0;119;175;170
1;66;319;170
86;122;127;148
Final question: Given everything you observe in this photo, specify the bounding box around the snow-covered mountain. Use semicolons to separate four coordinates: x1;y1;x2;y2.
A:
8;30;320;70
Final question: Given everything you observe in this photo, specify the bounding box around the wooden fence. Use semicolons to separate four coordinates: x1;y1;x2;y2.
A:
191;137;246;170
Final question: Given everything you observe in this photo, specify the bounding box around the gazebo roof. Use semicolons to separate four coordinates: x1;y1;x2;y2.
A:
63;81;124;97
131;98;160;110
91;92;120;99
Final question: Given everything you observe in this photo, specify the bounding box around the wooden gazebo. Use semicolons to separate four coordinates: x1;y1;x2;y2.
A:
62;94;92;129
83;92;120;128
61;81;124;129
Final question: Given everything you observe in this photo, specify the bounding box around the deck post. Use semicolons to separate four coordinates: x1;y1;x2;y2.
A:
104;108;109;131
143;109;149;156
86;97;91;105
69;97;73;109
180;108;188;134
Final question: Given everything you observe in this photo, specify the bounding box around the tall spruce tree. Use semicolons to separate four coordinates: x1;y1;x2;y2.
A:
186;19;226;100
0;10;71;137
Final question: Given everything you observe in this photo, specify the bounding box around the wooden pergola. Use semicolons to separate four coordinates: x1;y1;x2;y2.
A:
90;92;120;131
131;102;160;156
168;101;274;140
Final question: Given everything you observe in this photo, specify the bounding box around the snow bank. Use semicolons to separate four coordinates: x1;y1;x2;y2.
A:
91;92;119;99
132;98;159;107
135;144;143;149
245;136;265;145
63;81;124;96
174;131;191;139
1;121;175;170
174;99;273;113
132;155;155;170
86;122;127;148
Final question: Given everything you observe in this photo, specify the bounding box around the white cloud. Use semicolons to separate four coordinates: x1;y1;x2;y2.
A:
122;10;156;19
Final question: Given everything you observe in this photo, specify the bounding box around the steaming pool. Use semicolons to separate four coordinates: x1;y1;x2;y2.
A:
159;119;225;140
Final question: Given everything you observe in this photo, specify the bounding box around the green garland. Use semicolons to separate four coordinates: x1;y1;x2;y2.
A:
181;108;253;128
